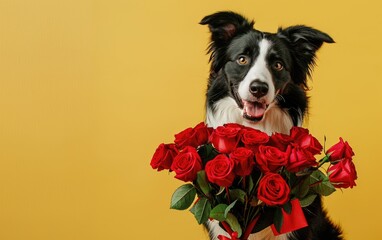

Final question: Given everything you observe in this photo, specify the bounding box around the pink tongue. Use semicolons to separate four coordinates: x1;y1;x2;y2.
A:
244;101;266;118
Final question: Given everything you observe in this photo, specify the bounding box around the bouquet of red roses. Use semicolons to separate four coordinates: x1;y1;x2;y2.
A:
150;122;357;239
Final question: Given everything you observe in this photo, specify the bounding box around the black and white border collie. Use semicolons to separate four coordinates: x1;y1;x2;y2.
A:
200;11;343;240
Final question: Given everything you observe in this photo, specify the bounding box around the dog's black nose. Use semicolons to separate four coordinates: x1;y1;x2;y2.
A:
249;80;268;98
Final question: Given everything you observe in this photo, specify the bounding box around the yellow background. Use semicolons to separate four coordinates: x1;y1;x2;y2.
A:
0;0;381;239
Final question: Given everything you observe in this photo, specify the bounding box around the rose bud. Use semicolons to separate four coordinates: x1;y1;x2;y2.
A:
210;125;241;154
255;145;288;173
328;158;358;188
170;146;202;182
326;137;355;163
257;173;290;206
174;122;210;149
241;128;269;153
229;147;255;176
150;143;179;171
286;146;317;173
205;154;235;187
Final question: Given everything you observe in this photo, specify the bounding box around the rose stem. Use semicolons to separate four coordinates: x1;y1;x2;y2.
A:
221;221;233;236
242;215;260;240
225;187;231;203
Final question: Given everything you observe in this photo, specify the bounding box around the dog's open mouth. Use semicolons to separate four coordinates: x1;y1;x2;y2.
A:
242;100;268;122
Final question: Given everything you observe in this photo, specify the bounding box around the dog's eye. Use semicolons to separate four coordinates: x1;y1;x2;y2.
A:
237;56;249;65
273;62;284;71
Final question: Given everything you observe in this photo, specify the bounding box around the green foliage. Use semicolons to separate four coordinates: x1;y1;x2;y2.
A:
299;194;318;208
229;189;246;203
198;144;218;165
310;170;336;196
224;199;238;218
196;170;211;196
283;201;292;214
273;207;284;233
170;184;196;210
226;213;242;238
291;176;310;199
190;197;211;224
210;204;229;221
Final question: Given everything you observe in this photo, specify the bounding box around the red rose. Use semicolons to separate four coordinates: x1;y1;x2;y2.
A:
326;138;355;162
268;132;292;152
255;145;288;173
150;143;179;171
257;173;290;206
298;134;323;155
241;128;269;153
290;127;310;140
223;123;246;129
229;147;255;176
286;146;317;173
210;125;241;153
174;122;210;149
170;146;202;182
328;158;357;188
205;154;235;187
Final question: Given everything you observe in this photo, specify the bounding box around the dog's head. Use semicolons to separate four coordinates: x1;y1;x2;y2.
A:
201;11;334;124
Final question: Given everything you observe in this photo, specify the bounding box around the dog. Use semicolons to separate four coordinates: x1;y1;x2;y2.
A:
200;11;343;240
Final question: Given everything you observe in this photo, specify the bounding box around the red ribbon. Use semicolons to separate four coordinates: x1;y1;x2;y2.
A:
271;199;308;235
218;221;238;240
217;232;238;240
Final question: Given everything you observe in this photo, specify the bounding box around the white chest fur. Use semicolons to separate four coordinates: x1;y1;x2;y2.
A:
206;96;294;135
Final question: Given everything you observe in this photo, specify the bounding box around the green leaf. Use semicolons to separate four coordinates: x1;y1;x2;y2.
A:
190;197;211;224
299;194;318;208
196;170;211;196
217;186;225;195
287;171;298;187
283;201;292;214
170;184;196;210
210;204;228;221
273;207;284;233
320;179;336;196
309;170;336;196
291;176;310;199
198;144;218;165
229;189;246;203
226;213;242;238
224;199;238;218
248;175;254;193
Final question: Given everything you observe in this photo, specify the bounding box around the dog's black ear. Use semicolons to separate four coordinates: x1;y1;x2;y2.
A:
200;11;254;73
277;25;334;87
200;11;254;46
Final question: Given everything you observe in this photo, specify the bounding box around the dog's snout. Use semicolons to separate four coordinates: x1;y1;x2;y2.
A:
249;80;268;98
